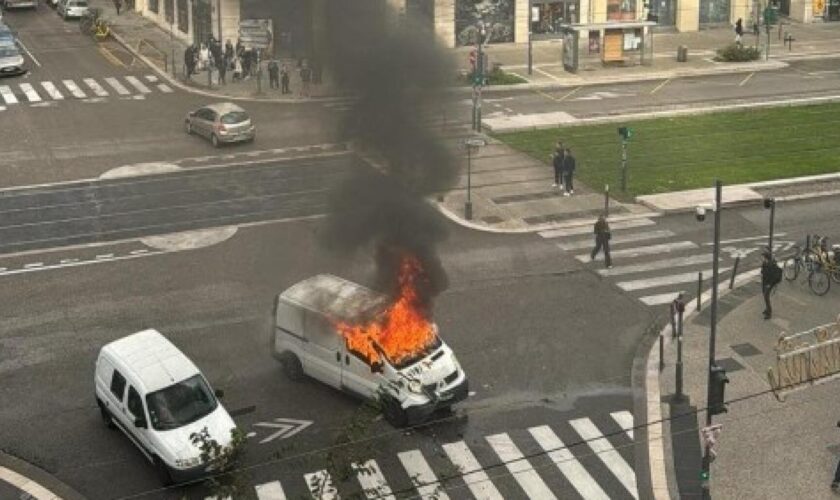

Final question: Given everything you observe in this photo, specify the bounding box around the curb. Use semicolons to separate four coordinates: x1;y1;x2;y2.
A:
0;451;86;500
638;267;762;500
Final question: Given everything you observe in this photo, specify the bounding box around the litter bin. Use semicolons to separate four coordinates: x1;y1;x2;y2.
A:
677;45;688;62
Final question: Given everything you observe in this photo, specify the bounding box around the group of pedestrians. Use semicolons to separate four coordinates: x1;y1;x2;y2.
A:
551;141;576;196
267;58;319;97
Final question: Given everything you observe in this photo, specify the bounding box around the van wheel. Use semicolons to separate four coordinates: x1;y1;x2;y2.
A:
281;353;304;381
382;397;408;428
153;456;174;486
97;399;116;429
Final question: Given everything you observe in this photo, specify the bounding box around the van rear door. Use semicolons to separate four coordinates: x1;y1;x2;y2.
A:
302;312;342;388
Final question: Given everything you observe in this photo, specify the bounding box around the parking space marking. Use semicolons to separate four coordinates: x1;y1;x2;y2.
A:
98;45;126;68
559;85;582;101
650;78;671;94
16;38;41;67
739;72;755;86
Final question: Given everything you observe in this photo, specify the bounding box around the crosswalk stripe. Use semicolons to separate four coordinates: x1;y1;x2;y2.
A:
569;418;638;499
539;218;655;239
157;83;173;93
639;291;686;306
557;229;674;251
144;74;158;82
397;450;450;500
610;411;635;440
442;441;504;500
0;85;18;104
62;80;86;98
104;77;130;95
125;75;151;93
40;81;64;100
528;425;610;500
19;83;41;102
597;253;713;277
486;433;557;500
255;481;286;500
83;78;109;97
303;470;340;499
618;267;728;291
353;459;395;500
576;241;697;261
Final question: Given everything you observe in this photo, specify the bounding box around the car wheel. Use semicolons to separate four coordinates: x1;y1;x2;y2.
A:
153;456;174;486
97;400;116;429
184;120;192;135
382;396;408;428
281;353;304;381
210;134;220;148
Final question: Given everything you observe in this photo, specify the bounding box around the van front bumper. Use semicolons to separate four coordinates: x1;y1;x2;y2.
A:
405;378;469;424
167;460;218;483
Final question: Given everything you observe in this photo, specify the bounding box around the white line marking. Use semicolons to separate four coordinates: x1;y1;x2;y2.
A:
1;252;163;277
16;39;41;67
144;74;158;82
705;233;786;246
639;291;687;306
255;480;287;500
611;411;635;440
157;83;173;93
557;229;674;251
352;459;395;500
0;466;60;500
539;218;655;239
62;80;87;98
95;253;114;259
398;450;450;500
0;85;18;104
104;77;131;95
303;470;340;500
59;258;79;264
576;241;697;261
570;418;638;499
83;78;109;97
598;254;714;276
40;81;64;100
0;268;6;272
529;425;609;500
19;83;41;102
442;441;504;500
486;433;557;500
618;268;729;291
124;75;152;94
129;249;149;255
24;262;44;269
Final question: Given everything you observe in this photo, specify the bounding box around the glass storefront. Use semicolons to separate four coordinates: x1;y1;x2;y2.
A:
177;0;189;34
830;0;840;20
699;0;731;23
164;0;174;24
191;0;212;45
455;0;515;46
148;0;158;14
607;0;637;20
241;0;312;57
532;0;579;34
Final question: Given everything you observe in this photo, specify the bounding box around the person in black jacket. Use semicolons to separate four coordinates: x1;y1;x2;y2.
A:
591;215;612;268
551;141;565;189
563;147;576;196
760;249;781;319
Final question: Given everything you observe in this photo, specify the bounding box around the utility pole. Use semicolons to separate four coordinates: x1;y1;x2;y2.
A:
765;198;776;256
472;21;488;131
618;127;632;191
528;0;533;75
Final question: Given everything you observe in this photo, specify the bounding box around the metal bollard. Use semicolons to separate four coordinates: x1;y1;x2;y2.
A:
674;308;685;401
696;272;703;311
604;184;610;218
729;256;740;289
659;334;664;371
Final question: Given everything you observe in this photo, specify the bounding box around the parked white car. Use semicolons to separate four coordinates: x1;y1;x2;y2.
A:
95;329;237;485
56;0;87;19
272;274;469;427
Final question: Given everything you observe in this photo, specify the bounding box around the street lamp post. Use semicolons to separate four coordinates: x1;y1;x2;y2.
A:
170;21;176;78
464;138;487;221
764;197;776;256
528;0;533;75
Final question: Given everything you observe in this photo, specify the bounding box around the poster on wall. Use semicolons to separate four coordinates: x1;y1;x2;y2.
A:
239;19;274;51
588;31;600;53
813;0;826;16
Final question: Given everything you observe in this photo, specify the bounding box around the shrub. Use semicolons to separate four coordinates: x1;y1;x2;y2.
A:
715;43;761;62
463;65;527;86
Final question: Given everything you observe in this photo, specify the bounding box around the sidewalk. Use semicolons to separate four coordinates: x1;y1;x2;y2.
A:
0;450;86;500
655;271;840;498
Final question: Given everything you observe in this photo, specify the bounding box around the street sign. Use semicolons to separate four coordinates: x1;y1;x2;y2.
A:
239;19;274;50
249;417;313;444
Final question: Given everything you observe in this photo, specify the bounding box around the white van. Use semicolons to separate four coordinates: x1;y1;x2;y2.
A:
272;274;469;427
94;329;236;485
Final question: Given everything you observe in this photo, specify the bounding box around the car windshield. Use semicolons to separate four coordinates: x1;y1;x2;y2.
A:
382;334;443;370
0;46;18;58
145;374;218;431
220;111;249;125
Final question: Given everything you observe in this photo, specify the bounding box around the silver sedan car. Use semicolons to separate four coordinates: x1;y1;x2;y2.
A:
184;102;256;148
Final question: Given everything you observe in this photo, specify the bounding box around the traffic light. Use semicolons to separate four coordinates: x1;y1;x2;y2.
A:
709;364;729;416
618;126;633;140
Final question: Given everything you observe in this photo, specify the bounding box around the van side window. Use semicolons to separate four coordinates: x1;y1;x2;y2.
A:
110;370;127;400
127;386;144;419
305;312;339;350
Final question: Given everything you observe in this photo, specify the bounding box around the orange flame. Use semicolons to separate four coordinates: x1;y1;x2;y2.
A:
336;254;436;366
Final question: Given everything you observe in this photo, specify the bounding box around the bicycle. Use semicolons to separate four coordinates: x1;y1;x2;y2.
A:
783;235;835;296
782;236;819;281
80;8;110;41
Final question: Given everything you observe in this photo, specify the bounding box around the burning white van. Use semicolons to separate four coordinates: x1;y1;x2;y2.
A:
271;272;468;427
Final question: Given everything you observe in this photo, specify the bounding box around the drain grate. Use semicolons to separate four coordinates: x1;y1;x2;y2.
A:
492;191;561;205
731;343;762;357
716;357;745;373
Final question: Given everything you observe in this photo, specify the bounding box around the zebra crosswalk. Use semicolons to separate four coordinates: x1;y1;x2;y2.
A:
0;74;174;110
216;410;637;500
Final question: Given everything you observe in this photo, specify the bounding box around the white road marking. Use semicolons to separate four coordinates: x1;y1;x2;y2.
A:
104;77;131;95
0;85;18;104
529;425;610;500
539;218;655;239
157;83;173;93
576;241;697;261
124;75;151;93
144;74;158;82
597;254;713;276
618;268;729;291
255;481;287;500
0;251;163;277
0;466;59;500
16;39;41;67
706;233;786;246
0;268;6;272
19;83;41;102
95;253;114;259
570;418;638;499
486;433;557;500
59;258;79;264
83;78;109;97
303;470;340;499
352;459;395;500
40;81;64;100
397;450;450;500
23;262;44;269
62;79;87;98
442;441;504;500
557;229;674;251
611;411;635;440
639;291;687;306
129;249;149;255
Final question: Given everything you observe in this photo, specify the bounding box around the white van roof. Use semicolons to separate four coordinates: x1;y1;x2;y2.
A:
280;274;387;322
102;329;199;393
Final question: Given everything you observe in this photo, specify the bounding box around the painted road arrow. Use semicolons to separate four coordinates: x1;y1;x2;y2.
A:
251;418;313;444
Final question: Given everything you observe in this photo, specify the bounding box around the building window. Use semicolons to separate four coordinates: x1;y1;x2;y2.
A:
455;0;515;47
532;1;579;34
607;0;637;20
699;0;730;23
149;0;158;13
177;0;189;33
164;0;174;24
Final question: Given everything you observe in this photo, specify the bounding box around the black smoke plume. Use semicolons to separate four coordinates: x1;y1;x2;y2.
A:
319;0;457;308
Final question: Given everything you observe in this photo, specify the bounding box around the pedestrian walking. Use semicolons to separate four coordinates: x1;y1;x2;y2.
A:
670;293;686;338
760;249;782;319
217;54;227;85
113;0;122;15
552;145;565;190
734;18;744;44
280;64;290;94
184;45;196;79
225;39;234;65
590;215;612;269
268;59;280;89
233;56;243;81
198;44;210;72
562;147;576;196
299;63;312;98
832;420;840;492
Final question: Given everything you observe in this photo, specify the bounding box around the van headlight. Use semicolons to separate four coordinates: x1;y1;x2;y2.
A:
407;379;423;394
175;456;201;468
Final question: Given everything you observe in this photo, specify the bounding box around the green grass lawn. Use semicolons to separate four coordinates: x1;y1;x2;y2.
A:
495;103;840;199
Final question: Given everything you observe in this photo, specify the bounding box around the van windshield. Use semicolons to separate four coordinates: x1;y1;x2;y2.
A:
146;374;218;431
381;335;443;370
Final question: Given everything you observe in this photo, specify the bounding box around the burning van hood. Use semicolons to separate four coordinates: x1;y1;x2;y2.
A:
398;342;459;386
